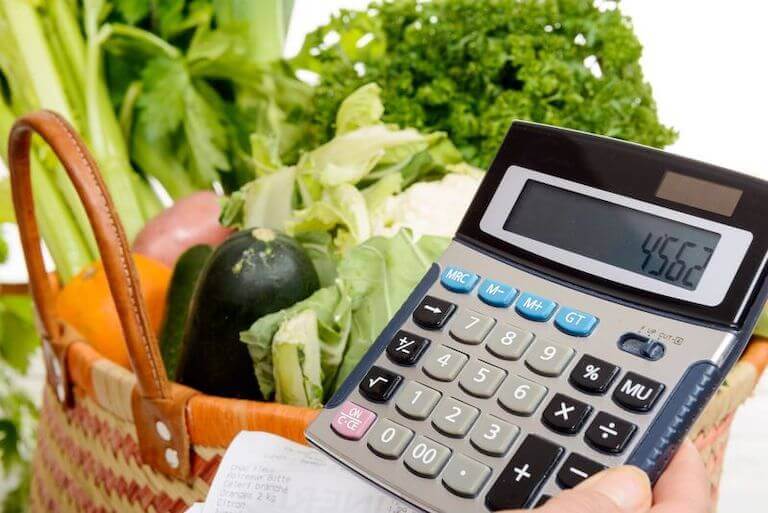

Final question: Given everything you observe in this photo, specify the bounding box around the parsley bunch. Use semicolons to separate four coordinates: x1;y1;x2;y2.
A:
294;0;677;168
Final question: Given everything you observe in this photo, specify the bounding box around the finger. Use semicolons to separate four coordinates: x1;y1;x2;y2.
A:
651;439;711;513
527;466;652;513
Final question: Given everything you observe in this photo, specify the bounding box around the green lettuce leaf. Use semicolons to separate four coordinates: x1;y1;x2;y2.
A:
335;82;384;135
272;309;324;408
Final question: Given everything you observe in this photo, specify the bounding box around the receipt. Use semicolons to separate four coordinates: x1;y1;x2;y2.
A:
197;432;416;513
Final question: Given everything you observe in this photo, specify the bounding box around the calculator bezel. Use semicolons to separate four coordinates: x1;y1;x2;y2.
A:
479;167;753;307
459;122;768;327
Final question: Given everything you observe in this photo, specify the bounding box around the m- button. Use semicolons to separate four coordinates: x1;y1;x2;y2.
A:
613;372;665;412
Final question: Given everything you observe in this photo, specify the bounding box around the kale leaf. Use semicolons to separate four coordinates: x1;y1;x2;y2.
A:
293;0;677;168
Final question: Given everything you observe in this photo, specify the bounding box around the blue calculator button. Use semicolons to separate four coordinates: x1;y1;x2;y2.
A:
478;279;518;307
555;308;598;337
515;293;557;321
440;266;479;293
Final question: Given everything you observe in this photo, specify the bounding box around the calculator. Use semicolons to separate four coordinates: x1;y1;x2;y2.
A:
305;122;768;511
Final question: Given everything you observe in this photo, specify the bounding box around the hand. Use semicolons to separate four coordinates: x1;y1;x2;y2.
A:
503;439;711;513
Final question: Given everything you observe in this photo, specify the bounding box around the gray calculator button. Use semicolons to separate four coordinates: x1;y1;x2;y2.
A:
442;453;492;498
423;345;468;381
431;397;480;437
367;419;414;459
486;324;534;360
404;436;451;478
498;374;548;415
450;309;496;345
525;339;575;377
396;381;441;420
458;360;506;398
470;414;519;456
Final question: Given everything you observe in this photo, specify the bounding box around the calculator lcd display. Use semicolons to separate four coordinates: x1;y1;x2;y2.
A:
503;181;722;291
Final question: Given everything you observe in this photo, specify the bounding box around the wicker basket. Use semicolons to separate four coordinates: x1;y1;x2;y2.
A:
5;111;768;512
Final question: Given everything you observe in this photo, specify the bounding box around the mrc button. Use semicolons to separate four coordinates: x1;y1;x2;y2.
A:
440;266;479;293
613;372;665;412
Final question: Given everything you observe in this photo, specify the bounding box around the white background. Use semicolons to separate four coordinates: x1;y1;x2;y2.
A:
2;0;767;509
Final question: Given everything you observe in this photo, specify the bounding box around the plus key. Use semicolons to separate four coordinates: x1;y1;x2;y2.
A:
486;435;564;510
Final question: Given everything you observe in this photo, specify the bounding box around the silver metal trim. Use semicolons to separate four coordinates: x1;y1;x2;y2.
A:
479;167;753;307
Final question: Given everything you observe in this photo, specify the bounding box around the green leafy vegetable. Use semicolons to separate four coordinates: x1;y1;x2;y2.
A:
293;0;677;168
241;228;448;405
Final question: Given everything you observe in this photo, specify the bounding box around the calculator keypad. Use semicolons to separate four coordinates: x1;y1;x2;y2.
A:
569;355;620;394
497;375;548;415
450;309;496;344
387;330;430;366
470;415;519;456
525;339;575;377
442;453;492;498
485;435;564;510
359;366;403;402
423;345;468;381
404;436;452;477
485;323;534;360
413;296;456;329
541;393;592;434
396;381;441;420
368;419;414;459
310;249;733;513
458;360;506;398
585;412;637;454
432;397;480;437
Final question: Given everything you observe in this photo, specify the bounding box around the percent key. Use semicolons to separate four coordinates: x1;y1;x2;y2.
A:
569;355;619;394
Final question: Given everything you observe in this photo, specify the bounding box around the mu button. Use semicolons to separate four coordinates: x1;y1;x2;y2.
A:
613;372;665;413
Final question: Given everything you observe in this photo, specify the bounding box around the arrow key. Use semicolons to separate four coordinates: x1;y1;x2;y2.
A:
359;366;403;403
413;296;456;330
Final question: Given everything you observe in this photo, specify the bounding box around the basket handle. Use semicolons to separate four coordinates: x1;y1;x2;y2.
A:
8;110;196;479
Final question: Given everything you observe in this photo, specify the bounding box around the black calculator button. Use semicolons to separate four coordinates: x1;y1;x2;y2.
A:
413;296;456;329
485;435;564;511
359;366;402;403
613;372;665;412
386;330;430;366
585;412;637;454
542;393;592;434
569;355;620;395
557;453;606;489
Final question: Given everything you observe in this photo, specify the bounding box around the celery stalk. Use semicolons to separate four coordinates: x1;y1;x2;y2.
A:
0;98;94;282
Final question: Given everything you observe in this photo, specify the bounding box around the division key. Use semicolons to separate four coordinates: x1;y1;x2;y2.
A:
485;435;564;511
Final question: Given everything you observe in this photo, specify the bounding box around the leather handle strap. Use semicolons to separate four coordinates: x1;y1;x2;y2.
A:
8;111;195;479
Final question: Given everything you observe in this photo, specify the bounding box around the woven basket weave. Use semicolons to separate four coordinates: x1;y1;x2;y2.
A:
6;111;768;512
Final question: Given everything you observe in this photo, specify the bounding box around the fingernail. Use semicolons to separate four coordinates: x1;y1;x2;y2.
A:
578;466;651;511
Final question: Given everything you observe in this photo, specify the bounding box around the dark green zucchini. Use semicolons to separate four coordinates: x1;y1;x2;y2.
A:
175;228;320;399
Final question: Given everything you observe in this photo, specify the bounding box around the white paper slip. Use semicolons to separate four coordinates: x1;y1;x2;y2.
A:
185;504;205;513
201;431;416;513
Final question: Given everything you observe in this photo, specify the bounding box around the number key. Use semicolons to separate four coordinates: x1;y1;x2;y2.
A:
387;330;430;366
396;381;441;420
485;323;534;361
432;397;479;437
498;375;548;416
525;339;575;377
404;436;451;478
367;419;414;459
450;309;496;345
459;360;506;398
470;414;519;456
423;345;468;381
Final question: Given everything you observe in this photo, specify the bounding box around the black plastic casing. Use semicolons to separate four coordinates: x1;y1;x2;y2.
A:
458;121;768;329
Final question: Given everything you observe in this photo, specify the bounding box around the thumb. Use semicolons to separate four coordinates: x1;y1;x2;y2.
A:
536;466;652;513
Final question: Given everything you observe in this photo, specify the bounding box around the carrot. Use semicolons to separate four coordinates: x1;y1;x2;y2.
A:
55;254;171;367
